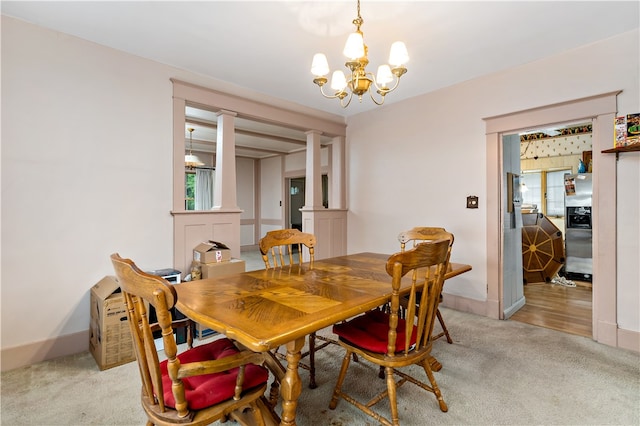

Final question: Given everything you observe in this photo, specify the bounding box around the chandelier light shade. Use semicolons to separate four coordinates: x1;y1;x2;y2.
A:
184;127;204;168
344;32;365;59
311;0;409;108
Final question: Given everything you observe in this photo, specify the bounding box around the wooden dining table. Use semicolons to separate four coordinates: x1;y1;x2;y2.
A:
175;252;471;426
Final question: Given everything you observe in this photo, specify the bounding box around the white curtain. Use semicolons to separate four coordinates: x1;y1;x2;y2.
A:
195;168;215;210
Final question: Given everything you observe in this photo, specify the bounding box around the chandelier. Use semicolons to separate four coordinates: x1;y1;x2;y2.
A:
184;127;204;168
310;0;409;108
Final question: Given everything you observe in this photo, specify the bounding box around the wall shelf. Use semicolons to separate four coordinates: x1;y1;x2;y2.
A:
601;145;640;159
602;145;640;154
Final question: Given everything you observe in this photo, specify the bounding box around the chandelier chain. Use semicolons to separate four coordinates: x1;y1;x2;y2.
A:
353;0;363;31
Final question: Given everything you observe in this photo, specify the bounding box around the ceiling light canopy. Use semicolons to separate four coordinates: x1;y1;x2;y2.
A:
185;127;204;168
311;0;409;108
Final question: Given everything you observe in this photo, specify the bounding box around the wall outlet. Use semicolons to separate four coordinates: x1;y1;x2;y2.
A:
467;196;479;209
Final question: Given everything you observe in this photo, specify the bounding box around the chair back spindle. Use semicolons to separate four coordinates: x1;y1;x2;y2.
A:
385;240;451;356
398;227;455;344
259;229;316;269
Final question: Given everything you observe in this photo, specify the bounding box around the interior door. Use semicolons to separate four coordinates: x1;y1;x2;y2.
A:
502;133;525;318
287;175;329;231
288;177;305;231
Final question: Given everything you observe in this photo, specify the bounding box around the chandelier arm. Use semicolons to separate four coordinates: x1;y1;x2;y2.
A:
340;91;354;108
318;84;345;100
368;89;386;106
371;75;401;96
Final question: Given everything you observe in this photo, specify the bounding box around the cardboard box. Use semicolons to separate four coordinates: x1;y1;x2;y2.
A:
89;276;135;370
199;258;246;279
193;241;231;263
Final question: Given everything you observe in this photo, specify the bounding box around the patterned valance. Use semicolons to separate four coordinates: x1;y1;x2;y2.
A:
520;124;592;142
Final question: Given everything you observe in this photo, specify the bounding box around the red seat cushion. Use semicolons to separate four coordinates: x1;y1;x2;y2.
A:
159;338;268;410
333;309;417;353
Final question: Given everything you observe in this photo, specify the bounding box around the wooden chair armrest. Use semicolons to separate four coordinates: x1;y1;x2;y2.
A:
177;350;266;379
261;350;286;382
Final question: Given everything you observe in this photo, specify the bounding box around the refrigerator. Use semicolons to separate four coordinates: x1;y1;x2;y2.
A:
563;173;592;281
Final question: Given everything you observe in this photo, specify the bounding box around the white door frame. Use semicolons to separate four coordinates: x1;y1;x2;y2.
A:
483;91;619;346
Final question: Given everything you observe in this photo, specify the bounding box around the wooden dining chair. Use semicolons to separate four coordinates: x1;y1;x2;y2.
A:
328;239;452;426
399;227;455;344
259;228;330;389
259;228;316;269
110;253;276;426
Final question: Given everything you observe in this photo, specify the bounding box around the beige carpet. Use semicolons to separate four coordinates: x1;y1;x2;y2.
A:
2;308;639;425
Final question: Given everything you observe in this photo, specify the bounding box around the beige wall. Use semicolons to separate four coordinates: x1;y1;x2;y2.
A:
1;15;638;370
2;18;176;352
0;16;331;369
346;30;639;331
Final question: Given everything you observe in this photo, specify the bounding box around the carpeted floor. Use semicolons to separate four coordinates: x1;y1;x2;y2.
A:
2;308;639;425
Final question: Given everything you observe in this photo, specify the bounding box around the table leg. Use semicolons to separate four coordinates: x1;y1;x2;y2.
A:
279;337;305;426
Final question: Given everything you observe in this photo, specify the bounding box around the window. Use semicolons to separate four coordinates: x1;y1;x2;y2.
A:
521;172;542;209
546;170;567;216
185;172;195;210
521;169;570;216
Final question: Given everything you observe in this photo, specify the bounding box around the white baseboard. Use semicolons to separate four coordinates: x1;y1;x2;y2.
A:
596;318;619;347
1;330;89;372
617;328;640;352
441;293;487;316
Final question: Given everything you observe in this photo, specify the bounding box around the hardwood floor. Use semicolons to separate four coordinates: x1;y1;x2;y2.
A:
509;280;592;337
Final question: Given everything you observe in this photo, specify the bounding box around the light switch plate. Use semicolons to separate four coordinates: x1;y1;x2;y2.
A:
467;196;478;209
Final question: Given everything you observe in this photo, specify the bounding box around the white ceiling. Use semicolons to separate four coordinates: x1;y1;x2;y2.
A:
3;1;639;158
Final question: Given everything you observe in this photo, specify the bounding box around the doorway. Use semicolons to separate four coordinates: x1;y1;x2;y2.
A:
508;124;594;337
483;91;619;345
288;177;305;231
287;175;329;231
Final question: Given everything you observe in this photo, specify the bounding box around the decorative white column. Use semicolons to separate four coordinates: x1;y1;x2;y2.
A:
303;130;324;209
214;110;239;210
330;136;345;209
301;130;347;260
172;96;187;211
